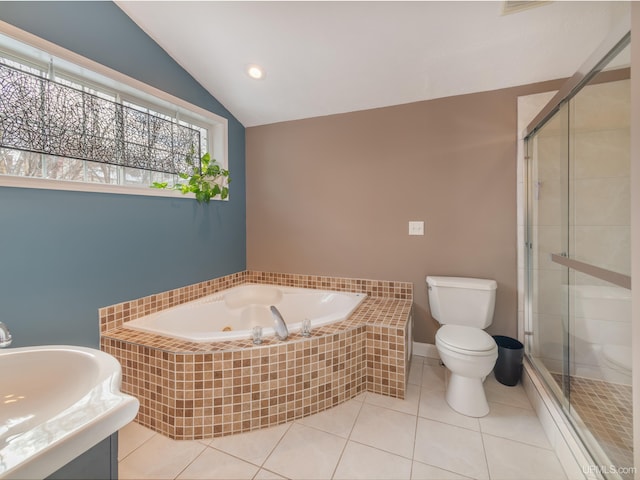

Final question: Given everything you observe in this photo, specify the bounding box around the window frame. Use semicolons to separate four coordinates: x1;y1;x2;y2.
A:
0;20;229;200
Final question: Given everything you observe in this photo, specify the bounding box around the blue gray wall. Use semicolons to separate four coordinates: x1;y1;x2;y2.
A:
0;2;246;348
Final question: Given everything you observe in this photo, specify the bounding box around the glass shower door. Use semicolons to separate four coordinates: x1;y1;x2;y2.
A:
526;102;571;409
565;70;632;475
525;54;632;477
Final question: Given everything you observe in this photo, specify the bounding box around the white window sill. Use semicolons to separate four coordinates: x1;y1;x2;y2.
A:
0;175;205;200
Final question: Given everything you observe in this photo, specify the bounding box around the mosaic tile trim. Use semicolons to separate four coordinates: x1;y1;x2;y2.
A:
246;271;413;300
366;324;406;397
100;272;412;440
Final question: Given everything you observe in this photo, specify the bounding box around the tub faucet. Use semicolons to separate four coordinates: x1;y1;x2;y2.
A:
0;322;12;348
270;306;289;341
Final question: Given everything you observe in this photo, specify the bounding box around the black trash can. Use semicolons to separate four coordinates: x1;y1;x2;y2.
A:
493;336;524;386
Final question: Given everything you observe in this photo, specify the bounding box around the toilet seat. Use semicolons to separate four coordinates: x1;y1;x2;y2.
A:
436;325;497;356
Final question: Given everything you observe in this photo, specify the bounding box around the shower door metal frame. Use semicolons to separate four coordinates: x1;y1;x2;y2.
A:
522;15;632;477
523;20;630;140
524;102;572;411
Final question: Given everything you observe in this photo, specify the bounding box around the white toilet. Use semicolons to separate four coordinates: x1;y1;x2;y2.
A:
426;276;498;418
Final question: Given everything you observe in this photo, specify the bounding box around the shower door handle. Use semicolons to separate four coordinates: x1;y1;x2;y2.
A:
550;253;631;290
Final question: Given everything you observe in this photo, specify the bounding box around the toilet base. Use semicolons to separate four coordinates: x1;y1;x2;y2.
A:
445;373;490;418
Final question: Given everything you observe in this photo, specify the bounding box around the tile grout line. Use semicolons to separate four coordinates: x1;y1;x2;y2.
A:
481;430;557;453
409;356;426;480
249;421;295;479
198;438;278;477
118;425;158;463
416;407;482;434
171;442;209;480
479;421;493;480
329;393;367;480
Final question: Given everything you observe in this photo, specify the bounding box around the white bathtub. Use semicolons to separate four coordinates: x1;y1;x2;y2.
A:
123;284;367;342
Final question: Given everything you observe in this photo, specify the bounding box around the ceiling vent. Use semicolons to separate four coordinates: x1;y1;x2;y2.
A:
502;1;551;15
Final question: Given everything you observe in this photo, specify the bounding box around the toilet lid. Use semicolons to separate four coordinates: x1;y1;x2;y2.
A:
436;325;497;353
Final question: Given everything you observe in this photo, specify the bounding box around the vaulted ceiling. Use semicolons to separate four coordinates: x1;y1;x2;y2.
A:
117;1;629;127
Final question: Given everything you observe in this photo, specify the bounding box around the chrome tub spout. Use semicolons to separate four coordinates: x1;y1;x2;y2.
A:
0;322;12;348
270;306;289;341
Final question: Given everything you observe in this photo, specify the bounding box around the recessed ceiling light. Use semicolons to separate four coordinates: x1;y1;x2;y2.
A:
247;65;264;80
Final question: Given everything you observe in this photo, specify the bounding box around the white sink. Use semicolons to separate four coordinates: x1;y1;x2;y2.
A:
0;345;139;479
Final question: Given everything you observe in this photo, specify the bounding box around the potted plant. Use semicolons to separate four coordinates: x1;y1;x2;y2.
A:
152;151;230;203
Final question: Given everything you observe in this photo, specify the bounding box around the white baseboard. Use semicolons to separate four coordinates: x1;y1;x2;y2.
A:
412;341;440;359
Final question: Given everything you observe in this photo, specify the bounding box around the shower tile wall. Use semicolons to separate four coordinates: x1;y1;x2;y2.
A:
572;80;631;280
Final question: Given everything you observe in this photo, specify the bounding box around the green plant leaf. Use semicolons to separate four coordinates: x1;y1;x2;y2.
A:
150;151;230;203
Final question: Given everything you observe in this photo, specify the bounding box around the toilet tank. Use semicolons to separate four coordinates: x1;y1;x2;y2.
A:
426;276;497;328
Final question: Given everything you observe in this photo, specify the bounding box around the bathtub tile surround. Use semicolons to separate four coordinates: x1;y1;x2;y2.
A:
100;271;411;440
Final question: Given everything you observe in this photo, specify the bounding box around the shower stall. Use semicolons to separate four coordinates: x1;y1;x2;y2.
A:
523;24;633;479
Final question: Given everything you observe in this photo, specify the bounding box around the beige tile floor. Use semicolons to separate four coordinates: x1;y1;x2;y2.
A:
118;356;569;480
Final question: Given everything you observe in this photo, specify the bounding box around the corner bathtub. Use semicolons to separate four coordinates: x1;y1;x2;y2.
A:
101;272;412;440
123;284;367;342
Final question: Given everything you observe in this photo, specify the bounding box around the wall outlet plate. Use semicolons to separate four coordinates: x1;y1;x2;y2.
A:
408;221;424;236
